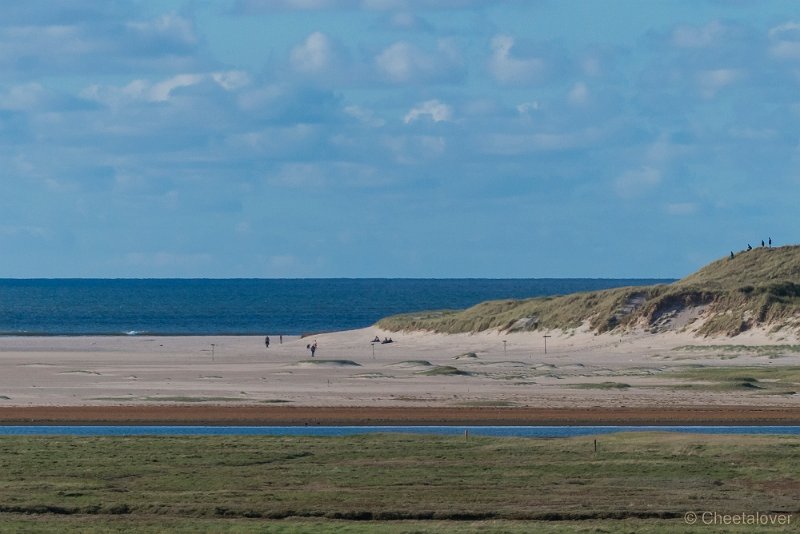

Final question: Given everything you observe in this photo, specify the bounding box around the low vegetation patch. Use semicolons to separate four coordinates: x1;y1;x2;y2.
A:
138;396;245;403
673;345;800;357
0;433;798;532
294;359;361;367
390;360;433;368
417;365;470;376
457;400;518;407
665;366;800;394
571;382;632;390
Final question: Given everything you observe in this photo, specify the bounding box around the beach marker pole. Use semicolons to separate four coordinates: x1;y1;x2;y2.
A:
371;343;375;359
502;340;507;356
543;335;551;354
210;343;215;361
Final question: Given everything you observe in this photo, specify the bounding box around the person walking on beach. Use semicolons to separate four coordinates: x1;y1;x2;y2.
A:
310;341;317;358
265;336;270;349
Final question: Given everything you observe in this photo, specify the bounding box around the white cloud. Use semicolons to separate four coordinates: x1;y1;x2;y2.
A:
0;83;46;110
375;39;462;83
212;70;250;90
696;68;742;98
403;99;452;123
230;124;319;156
82;71;248;105
581;56;602;77
126;12;198;47
614;166;661;198
376;42;423;82
344;105;385;127
769;22;800;60
516;100;540;115
386;12;432;31
672;20;724;48
0;225;50;238
488;34;545;85
149;73;205;102
768;21;800;39
290;31;336;74
236;0;501;11
568;82;589;106
383;134;446;163
243;0;345;9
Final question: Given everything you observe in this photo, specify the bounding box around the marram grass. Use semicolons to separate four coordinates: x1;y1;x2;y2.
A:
378;245;800;336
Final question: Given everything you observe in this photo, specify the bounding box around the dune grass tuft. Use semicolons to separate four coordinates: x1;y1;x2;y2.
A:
418;365;470;376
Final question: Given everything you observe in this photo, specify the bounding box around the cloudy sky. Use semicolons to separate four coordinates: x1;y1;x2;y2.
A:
2;1;799;278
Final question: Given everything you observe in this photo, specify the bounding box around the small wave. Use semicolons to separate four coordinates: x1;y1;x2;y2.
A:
125;331;140;336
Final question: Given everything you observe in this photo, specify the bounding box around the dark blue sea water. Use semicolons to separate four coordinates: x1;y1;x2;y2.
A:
0;425;796;437
0;278;672;336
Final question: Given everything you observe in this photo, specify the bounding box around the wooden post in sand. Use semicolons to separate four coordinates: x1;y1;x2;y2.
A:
502;340;507;356
210;343;215;361
543;335;551;355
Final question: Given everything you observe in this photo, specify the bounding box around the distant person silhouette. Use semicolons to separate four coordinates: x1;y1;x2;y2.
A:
761;240;765;247
265;336;270;349
769;237;772;247
730;251;734;260
747;244;752;251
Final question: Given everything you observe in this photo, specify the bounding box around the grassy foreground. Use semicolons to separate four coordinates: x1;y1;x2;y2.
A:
0;433;797;532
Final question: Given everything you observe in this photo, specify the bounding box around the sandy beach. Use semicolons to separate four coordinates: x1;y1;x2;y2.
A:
1;325;799;424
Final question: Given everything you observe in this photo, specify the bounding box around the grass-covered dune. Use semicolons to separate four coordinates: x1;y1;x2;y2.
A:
378;245;800;336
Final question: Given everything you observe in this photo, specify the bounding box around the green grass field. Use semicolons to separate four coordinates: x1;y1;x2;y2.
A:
0;432;797;532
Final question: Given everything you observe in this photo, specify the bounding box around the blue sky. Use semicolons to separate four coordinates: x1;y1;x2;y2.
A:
2;0;799;278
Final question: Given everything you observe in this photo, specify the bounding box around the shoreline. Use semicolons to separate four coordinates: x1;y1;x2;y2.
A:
2;405;800;426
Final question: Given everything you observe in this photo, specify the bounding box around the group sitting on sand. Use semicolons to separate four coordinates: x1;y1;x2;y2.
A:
372;336;394;344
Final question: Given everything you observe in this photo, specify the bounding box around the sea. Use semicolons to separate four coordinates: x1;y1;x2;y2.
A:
0;278;673;337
